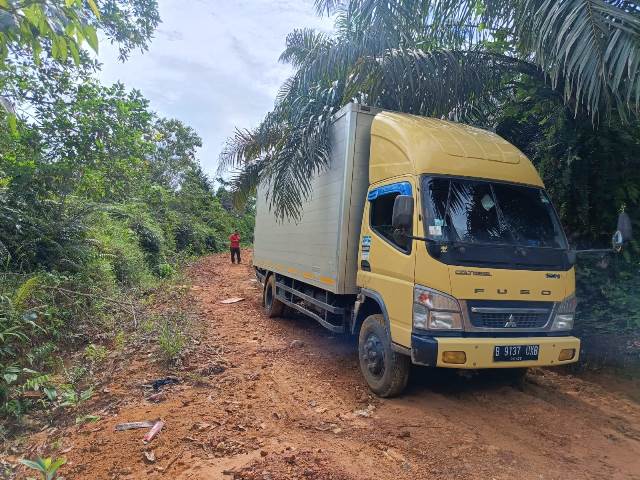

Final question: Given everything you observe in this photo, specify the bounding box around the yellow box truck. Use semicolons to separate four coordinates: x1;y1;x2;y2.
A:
253;103;631;397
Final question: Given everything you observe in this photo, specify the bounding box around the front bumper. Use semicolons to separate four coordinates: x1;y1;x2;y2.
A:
411;334;580;369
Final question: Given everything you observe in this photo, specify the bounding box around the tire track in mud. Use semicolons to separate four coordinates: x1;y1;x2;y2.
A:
29;251;640;480
182;252;640;480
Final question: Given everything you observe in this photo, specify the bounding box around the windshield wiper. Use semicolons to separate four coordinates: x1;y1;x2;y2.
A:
489;184;523;245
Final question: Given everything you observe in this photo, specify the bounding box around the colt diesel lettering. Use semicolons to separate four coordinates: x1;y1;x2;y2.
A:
253;103;630;397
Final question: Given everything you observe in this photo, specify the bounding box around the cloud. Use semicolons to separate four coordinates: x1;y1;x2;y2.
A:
97;0;333;177
229;34;265;73
157;29;184;42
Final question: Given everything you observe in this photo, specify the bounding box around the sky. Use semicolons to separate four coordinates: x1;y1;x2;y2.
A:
98;0;333;178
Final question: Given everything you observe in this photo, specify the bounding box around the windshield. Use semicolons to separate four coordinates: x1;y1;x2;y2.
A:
422;177;568;249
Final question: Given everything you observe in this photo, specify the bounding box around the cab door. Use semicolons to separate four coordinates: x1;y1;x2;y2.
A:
357;178;417;348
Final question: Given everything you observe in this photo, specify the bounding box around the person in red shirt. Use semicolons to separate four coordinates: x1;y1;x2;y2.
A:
229;230;241;264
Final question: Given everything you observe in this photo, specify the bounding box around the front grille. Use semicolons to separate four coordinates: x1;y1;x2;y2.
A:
467;301;553;329
473;311;548;328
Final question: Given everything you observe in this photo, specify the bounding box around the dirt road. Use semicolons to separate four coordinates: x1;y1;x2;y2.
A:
22;251;640;479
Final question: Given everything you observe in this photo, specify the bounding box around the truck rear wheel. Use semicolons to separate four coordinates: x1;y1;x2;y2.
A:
358;314;410;397
263;274;284;318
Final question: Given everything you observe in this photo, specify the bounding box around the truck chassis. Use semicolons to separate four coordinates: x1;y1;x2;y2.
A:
256;268;353;334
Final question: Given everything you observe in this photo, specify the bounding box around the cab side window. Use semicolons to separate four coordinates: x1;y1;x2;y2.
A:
370;191;411;253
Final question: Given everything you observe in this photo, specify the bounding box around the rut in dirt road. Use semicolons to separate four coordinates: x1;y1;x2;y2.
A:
28;251;640;480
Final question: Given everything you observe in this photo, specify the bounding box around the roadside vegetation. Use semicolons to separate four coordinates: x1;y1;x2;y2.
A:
0;0;253;438
221;0;640;368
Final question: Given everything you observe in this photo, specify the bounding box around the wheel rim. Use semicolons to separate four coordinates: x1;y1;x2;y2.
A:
363;332;385;378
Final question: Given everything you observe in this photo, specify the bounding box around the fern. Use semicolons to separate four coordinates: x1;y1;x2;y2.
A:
0;238;9;263
13;276;41;311
27;342;57;368
0;296;27;359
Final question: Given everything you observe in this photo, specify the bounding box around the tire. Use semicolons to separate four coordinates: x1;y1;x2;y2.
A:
263;274;284;318
487;368;528;388
358;314;410;397
502;367;528;387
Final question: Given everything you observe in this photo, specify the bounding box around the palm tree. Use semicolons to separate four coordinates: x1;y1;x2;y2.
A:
220;0;640;220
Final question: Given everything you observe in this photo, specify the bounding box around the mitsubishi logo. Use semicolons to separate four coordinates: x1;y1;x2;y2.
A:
504;314;518;328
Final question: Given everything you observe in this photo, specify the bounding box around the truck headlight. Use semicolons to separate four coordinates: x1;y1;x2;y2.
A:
551;294;577;331
413;286;462;331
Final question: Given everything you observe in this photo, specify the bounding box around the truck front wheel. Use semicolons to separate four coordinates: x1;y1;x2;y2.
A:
358;314;410;397
263;274;284;318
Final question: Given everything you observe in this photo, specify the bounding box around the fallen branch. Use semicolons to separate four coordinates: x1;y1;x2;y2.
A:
42;286;136;308
42;285;139;328
161;448;184;472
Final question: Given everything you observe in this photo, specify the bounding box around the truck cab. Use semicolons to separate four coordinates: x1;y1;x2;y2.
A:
354;112;579;396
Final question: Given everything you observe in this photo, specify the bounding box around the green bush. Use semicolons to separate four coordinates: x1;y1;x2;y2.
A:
156;263;175;278
132;220;163;255
84;344;108;365
157;316;186;364
90;213;155;289
0;63;254;427
174;221;220;254
576;257;640;334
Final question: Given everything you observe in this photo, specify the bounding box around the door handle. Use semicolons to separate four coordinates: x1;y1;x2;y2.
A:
360;260;371;271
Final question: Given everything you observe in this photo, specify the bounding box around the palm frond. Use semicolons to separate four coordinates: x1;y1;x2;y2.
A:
217;110;285;173
352;48;521;120
262;82;345;220
279;29;333;67
228;156;269;210
222;0;640;220
314;0;347;15
520;0;640;121
417;0;640;120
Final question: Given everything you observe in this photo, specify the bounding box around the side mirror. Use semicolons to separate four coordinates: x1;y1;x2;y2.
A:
612;212;633;252
392;195;414;230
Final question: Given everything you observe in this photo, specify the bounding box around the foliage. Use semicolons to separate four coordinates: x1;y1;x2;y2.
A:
19;456;66;480
494;77;640;332
58;384;93;408
0;364;52;418
0;0;160;65
495;78;640;245
157;315;186;364
84;343;107;365
576;257;640;334
328;0;640;120
151;118;203;190
75;413;100;424
222;0;640;219
0;8;254;427
113;330;125;350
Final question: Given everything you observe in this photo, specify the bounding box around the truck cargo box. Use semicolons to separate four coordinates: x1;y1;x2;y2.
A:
253;103;380;295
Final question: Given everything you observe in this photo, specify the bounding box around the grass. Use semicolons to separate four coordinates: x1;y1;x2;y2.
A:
157;314;187;364
84;344;108;365
1;264;193;440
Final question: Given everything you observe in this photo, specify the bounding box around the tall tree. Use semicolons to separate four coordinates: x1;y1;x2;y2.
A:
150;118;203;190
221;0;640;220
0;0;160;116
0;0;160;64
